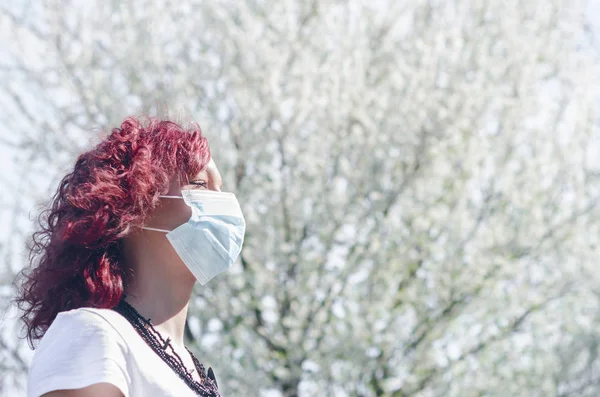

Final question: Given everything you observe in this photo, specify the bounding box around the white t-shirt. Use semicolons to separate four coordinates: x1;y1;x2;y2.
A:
28;307;212;397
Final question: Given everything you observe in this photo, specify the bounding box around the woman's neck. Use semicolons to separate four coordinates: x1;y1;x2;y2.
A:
122;234;197;349
124;286;192;350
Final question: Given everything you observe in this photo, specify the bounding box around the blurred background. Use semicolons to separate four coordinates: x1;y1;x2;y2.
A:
1;1;600;396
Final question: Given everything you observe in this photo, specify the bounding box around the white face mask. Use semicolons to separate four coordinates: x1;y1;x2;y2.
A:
142;190;246;285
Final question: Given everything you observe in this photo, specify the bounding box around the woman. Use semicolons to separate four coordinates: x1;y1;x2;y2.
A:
16;117;245;397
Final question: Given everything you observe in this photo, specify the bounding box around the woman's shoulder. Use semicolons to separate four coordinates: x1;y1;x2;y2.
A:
39;307;127;342
52;306;126;331
29;307;131;397
33;306;130;359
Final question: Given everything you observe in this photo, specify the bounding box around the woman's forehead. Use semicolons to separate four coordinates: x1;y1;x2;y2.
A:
195;158;223;190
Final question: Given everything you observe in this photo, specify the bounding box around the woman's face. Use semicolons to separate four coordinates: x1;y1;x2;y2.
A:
143;158;223;231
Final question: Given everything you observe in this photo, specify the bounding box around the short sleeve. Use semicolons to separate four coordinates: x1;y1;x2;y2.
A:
28;308;130;397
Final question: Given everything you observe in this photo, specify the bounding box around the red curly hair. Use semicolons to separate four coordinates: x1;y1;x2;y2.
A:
15;116;211;346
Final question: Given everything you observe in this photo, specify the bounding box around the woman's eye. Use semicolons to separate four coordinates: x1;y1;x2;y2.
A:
189;180;208;188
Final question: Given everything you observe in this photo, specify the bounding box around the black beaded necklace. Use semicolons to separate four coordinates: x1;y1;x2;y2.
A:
113;299;220;397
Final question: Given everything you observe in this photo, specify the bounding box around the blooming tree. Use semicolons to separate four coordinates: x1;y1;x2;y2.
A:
1;0;599;396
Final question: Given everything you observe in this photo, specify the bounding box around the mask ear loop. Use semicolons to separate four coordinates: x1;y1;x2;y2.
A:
142;226;171;233
159;195;184;199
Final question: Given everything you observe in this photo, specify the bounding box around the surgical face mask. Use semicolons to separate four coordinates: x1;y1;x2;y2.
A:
142;190;246;285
